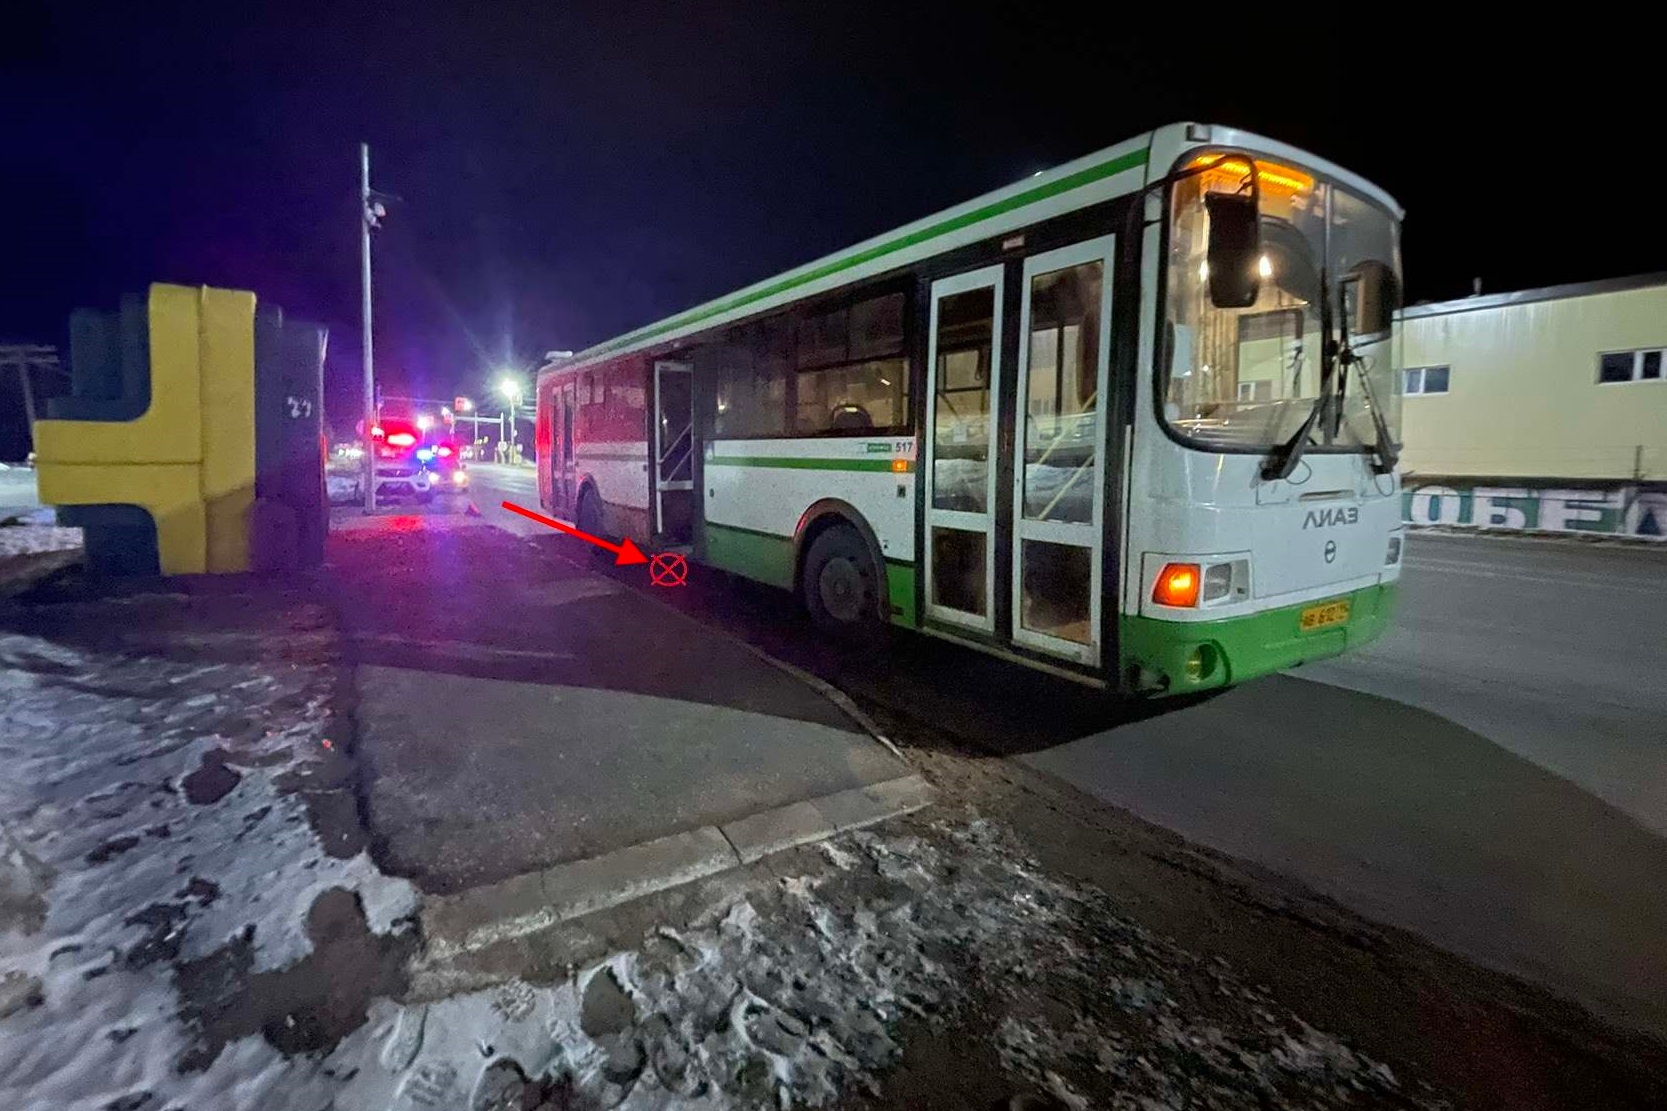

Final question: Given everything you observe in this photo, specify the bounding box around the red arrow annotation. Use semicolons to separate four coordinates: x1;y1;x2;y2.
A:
501;501;648;565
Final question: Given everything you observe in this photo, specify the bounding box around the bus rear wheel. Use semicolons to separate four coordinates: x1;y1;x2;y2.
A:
802;524;883;638
577;489;610;566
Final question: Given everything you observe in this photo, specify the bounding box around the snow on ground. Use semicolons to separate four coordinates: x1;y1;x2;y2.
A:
319;823;1441;1111
0;469;42;523
0;587;1440;1111
0;524;82;558
0;615;418;1111
328;472;364;505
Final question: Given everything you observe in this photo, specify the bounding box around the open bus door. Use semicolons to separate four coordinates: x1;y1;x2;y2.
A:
546;378;577;518
653;360;694;545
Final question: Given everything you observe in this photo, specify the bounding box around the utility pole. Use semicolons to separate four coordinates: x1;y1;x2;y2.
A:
360;142;377;511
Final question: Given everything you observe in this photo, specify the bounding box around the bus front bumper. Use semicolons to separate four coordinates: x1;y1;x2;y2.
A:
1120;581;1398;695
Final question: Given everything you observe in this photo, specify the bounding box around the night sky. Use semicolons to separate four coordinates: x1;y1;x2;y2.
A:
3;4;1661;455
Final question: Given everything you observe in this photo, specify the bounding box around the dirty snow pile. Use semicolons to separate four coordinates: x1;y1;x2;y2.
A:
0;524;82;558
327;473;363;505
0;617;418;1111
312;822;1443;1111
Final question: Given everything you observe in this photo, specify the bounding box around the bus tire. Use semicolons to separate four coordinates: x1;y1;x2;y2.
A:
802;524;883;638
576;489;610;566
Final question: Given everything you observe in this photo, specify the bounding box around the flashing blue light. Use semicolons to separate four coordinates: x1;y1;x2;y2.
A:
416;448;435;462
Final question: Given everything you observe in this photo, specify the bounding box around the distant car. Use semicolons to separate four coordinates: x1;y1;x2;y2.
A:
417;437;470;494
373;419;435;503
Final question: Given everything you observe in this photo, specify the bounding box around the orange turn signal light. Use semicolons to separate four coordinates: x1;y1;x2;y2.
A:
1152;562;1201;607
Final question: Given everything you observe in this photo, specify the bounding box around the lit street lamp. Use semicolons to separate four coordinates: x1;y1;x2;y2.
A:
497;376;525;462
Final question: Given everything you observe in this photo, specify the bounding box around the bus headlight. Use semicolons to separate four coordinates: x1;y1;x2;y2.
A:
1203;558;1249;604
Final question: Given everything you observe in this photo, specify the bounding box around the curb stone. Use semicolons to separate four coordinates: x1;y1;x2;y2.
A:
419;774;935;961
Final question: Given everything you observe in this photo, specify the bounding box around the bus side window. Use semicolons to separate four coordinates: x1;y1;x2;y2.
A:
707;316;791;439
794;290;908;435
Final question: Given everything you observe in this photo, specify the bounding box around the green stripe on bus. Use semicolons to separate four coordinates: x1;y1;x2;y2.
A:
705;523;794;589
1120;582;1399;693
707;456;911;473
707;522;918;625
578;147;1150;361
886;563;917;627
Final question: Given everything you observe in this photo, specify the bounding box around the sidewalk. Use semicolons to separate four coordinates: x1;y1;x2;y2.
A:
325;511;924;955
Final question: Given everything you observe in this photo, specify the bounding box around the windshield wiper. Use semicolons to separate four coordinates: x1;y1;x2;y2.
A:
1332;292;1399;475
1339;347;1399;475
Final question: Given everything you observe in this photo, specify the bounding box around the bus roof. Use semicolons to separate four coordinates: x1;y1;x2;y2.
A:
540;122;1400;381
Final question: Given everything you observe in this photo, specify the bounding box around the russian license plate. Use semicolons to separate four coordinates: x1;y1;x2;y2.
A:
1299;599;1351;632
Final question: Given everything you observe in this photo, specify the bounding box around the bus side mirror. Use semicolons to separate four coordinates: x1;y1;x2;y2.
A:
1204;193;1260;308
1349;260;1400;337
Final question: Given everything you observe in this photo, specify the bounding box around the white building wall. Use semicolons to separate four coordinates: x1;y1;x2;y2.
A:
1398;280;1667;481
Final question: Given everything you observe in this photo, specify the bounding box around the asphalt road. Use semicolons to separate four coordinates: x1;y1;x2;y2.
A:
1026;533;1667;1039
466;465;1667;1038
1305;533;1667;834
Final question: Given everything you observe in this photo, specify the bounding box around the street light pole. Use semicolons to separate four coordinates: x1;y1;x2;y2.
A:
359;142;377;512
496;377;524;464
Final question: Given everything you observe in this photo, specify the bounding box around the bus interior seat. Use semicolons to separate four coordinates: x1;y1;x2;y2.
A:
829;403;873;431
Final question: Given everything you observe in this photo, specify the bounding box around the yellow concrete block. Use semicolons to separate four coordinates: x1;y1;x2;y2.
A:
37;463;208;576
198;287;257;572
204;487;254;573
32;284;206;466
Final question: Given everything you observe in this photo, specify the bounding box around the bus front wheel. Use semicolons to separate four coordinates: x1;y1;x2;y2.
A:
802;525;882;638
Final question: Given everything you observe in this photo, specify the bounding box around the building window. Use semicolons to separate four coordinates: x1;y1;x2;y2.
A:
1236;309;1302;343
1599;348;1666;384
1403;365;1450;395
1237;379;1273;401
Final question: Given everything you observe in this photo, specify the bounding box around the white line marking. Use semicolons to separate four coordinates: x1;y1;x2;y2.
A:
1403;557;1662;594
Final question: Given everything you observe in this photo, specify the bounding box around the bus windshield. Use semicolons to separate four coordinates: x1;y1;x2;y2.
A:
1161;154;1402;456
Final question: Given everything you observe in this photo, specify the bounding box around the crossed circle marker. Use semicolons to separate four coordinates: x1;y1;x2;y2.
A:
649;552;689;587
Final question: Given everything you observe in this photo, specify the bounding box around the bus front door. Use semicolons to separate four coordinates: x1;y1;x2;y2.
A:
1009;235;1115;668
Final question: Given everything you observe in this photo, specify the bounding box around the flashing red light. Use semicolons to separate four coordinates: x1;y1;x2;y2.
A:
371;425;385;438
387;432;417;447
436;445;453;457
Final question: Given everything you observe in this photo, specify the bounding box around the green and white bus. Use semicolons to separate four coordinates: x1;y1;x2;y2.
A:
535;121;1404;694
